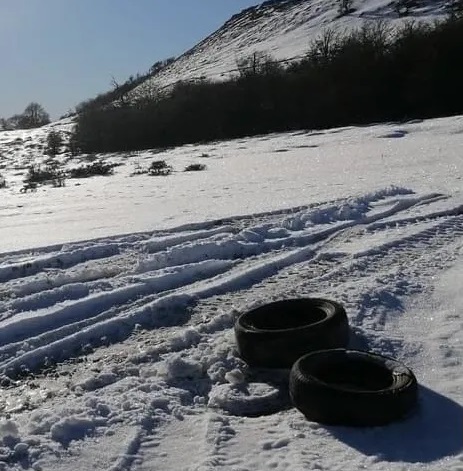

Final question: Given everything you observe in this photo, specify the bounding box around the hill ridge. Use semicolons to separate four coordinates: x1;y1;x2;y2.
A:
126;0;447;103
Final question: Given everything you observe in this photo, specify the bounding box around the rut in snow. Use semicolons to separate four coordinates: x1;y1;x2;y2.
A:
0;187;461;378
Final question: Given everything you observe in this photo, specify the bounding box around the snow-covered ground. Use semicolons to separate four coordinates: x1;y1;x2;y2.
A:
0;114;462;470
0;115;462;253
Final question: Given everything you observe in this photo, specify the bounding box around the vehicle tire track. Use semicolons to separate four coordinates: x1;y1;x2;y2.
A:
1;191;460;394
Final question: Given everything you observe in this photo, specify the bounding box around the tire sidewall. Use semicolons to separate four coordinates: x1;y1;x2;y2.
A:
235;299;349;368
289;349;418;426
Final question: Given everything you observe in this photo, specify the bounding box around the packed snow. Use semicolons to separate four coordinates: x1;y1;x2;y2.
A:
0;112;462;470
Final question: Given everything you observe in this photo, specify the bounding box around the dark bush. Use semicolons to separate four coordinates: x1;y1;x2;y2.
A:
68;161;115;178
23;164;66;189
184;163;207;172
148;160;172;176
0;174;6;189
25;165;64;184
46;130;63;155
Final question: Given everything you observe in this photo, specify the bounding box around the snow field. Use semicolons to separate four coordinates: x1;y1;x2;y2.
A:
0;110;462;470
1;115;462;254
0;184;461;470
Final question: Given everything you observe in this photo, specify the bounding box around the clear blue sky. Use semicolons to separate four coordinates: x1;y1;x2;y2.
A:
1;0;260;120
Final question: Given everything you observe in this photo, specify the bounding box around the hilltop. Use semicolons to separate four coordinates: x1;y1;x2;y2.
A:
126;0;448;102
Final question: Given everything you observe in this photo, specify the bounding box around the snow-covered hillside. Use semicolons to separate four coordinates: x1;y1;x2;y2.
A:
128;0;448;102
0;114;462;470
0;119;74;184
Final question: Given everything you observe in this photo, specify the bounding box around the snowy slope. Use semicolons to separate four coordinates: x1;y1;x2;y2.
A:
0;118;74;188
128;0;448;102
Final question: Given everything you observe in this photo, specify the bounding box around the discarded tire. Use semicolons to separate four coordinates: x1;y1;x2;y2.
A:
289;349;418;426
235;298;349;368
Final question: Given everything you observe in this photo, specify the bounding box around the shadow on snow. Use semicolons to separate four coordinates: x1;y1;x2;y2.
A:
328;385;463;463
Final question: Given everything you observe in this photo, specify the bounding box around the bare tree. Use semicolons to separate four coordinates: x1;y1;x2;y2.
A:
309;28;340;63
19;102;50;128
110;76;131;105
236;52;279;77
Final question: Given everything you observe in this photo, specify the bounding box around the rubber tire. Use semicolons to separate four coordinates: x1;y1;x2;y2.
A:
289;349;418;426
234;298;349;368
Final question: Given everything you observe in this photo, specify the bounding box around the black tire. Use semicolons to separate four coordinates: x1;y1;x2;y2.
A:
289;349;418;426
234;298;349;368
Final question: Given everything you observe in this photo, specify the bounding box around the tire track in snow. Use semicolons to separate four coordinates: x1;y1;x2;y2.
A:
0;226;240;297
167;208;463;364
0;187;414;284
0;260;234;367
0;199;330;301
0;188;459;380
0;254;131;301
0;243;123;283
131;203;463;395
139;225;237;254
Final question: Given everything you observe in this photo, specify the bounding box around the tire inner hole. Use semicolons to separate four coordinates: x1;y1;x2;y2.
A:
313;359;393;391
249;304;327;330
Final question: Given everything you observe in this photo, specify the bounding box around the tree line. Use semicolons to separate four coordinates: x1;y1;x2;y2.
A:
1;102;50;130
71;14;463;154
